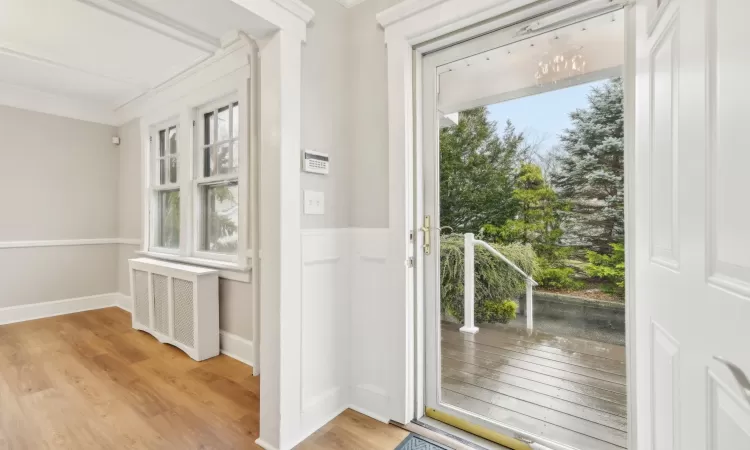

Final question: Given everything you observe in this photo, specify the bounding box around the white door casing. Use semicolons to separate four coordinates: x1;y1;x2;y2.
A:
634;0;750;449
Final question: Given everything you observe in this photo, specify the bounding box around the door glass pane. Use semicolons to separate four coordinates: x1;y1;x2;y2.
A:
155;189;180;249
431;9;627;450
201;182;239;254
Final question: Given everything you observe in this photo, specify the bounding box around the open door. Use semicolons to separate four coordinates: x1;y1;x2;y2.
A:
633;0;750;448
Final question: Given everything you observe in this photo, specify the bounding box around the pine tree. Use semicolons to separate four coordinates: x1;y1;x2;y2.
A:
552;78;624;253
439;107;527;234
493;163;565;260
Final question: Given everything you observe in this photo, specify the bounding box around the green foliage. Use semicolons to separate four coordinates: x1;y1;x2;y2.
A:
440;235;537;323
585;242;625;297
552;78;625;253
440;108;530;234
495;163;569;262
536;266;584;291
475;299;518;324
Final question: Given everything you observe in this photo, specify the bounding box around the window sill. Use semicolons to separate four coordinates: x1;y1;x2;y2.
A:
136;250;251;283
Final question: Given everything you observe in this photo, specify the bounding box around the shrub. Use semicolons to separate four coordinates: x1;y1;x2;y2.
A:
537;266;585;290
585;242;625;297
440;235;537;324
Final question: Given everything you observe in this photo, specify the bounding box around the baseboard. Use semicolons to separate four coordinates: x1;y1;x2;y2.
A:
0;292;123;326
113;292;132;312
219;330;254;367
254;438;279;450
348;403;390;424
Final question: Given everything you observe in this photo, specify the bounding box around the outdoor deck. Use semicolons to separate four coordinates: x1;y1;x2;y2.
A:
441;322;627;450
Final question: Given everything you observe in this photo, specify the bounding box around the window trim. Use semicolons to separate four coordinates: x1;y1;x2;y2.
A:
193;96;242;262
141;77;252;275
149;119;181;255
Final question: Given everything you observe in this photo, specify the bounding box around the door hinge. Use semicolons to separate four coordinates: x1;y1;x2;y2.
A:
406;257;414;268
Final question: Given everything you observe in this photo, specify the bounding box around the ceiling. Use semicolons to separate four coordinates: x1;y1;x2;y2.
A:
0;0;278;124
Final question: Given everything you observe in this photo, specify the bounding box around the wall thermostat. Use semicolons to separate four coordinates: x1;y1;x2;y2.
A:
302;149;329;175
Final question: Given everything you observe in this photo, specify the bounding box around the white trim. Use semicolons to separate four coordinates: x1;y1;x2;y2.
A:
75;0;220;53
0;238;137;249
377;0;638;443
220;330;255;366
113;292;133;311
0;292;123;326
254;439;280;450
0;80;118;125
136;250;251;282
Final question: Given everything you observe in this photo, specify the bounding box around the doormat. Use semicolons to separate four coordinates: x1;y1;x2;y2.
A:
394;433;451;450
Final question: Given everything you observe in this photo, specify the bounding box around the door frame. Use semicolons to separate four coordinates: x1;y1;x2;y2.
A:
377;0;639;447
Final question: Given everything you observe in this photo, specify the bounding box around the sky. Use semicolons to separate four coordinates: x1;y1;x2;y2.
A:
486;79;607;157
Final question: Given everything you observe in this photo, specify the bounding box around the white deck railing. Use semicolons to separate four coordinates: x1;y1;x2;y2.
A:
460;233;539;334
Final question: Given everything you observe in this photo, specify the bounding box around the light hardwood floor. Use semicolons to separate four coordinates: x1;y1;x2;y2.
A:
0;307;407;449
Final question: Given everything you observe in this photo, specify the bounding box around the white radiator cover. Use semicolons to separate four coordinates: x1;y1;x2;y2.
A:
128;257;219;361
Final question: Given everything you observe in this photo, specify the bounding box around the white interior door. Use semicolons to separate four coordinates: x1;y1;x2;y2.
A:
634;0;750;449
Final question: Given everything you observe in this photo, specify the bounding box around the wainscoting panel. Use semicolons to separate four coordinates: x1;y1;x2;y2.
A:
300;229;352;437
350;228;391;423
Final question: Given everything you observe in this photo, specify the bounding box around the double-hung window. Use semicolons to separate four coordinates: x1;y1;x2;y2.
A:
195;99;240;260
151;123;180;252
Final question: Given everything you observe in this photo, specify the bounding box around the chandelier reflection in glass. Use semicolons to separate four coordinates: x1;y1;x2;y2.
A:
534;45;587;85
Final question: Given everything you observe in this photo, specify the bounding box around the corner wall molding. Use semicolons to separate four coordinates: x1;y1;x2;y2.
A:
0;238;142;249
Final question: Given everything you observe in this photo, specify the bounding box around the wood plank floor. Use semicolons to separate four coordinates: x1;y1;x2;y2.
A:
441;322;627;450
0;307;408;450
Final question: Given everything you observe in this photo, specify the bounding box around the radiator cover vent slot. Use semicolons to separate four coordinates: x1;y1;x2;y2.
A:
173;278;195;348
128;258;219;361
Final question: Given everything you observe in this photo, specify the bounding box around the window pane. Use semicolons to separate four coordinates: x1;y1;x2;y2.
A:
218;143;235;175
218;106;230;142
155;190;180;249
158;129;166;157
168;126;177;154
232;141;239;172
204;111;214;145
169;156;178;183
232;102;239;138
201;182;239;254
204;147;216;177
158;159;166;184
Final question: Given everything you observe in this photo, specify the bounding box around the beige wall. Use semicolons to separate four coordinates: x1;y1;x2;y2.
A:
116;119;141;296
0;105;119;307
345;0;401;228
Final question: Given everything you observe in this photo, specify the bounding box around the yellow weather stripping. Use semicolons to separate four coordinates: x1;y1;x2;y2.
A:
425;408;532;450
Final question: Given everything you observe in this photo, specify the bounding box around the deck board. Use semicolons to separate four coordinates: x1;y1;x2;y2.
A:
441;322;627;450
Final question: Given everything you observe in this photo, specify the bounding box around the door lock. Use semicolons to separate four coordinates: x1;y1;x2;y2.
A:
421;216;431;255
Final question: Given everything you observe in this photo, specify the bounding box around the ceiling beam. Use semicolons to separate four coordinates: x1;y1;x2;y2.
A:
75;0;220;54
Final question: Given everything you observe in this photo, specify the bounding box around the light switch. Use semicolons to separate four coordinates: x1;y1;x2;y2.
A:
303;190;324;215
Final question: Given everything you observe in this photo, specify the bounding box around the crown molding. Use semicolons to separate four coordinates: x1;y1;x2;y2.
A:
268;0;315;24
376;0;448;28
0;80;118;125
75;0;220;53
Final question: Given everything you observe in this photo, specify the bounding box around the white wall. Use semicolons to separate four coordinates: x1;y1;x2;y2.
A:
0;105;119;308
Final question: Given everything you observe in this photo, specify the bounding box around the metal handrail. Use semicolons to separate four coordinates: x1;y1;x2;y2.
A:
473;239;539;286
460;233;536;334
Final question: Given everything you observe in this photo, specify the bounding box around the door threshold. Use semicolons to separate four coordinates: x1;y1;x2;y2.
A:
391;416;512;450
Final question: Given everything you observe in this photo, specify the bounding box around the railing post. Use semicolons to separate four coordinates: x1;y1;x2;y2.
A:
526;278;534;330
460;233;479;334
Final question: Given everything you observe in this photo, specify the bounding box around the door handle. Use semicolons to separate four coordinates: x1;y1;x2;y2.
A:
421;216;431;255
714;356;750;406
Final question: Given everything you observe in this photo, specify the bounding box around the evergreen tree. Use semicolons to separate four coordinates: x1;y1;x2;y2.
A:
552;78;624;253
440;107;527;234
490;163;565;261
